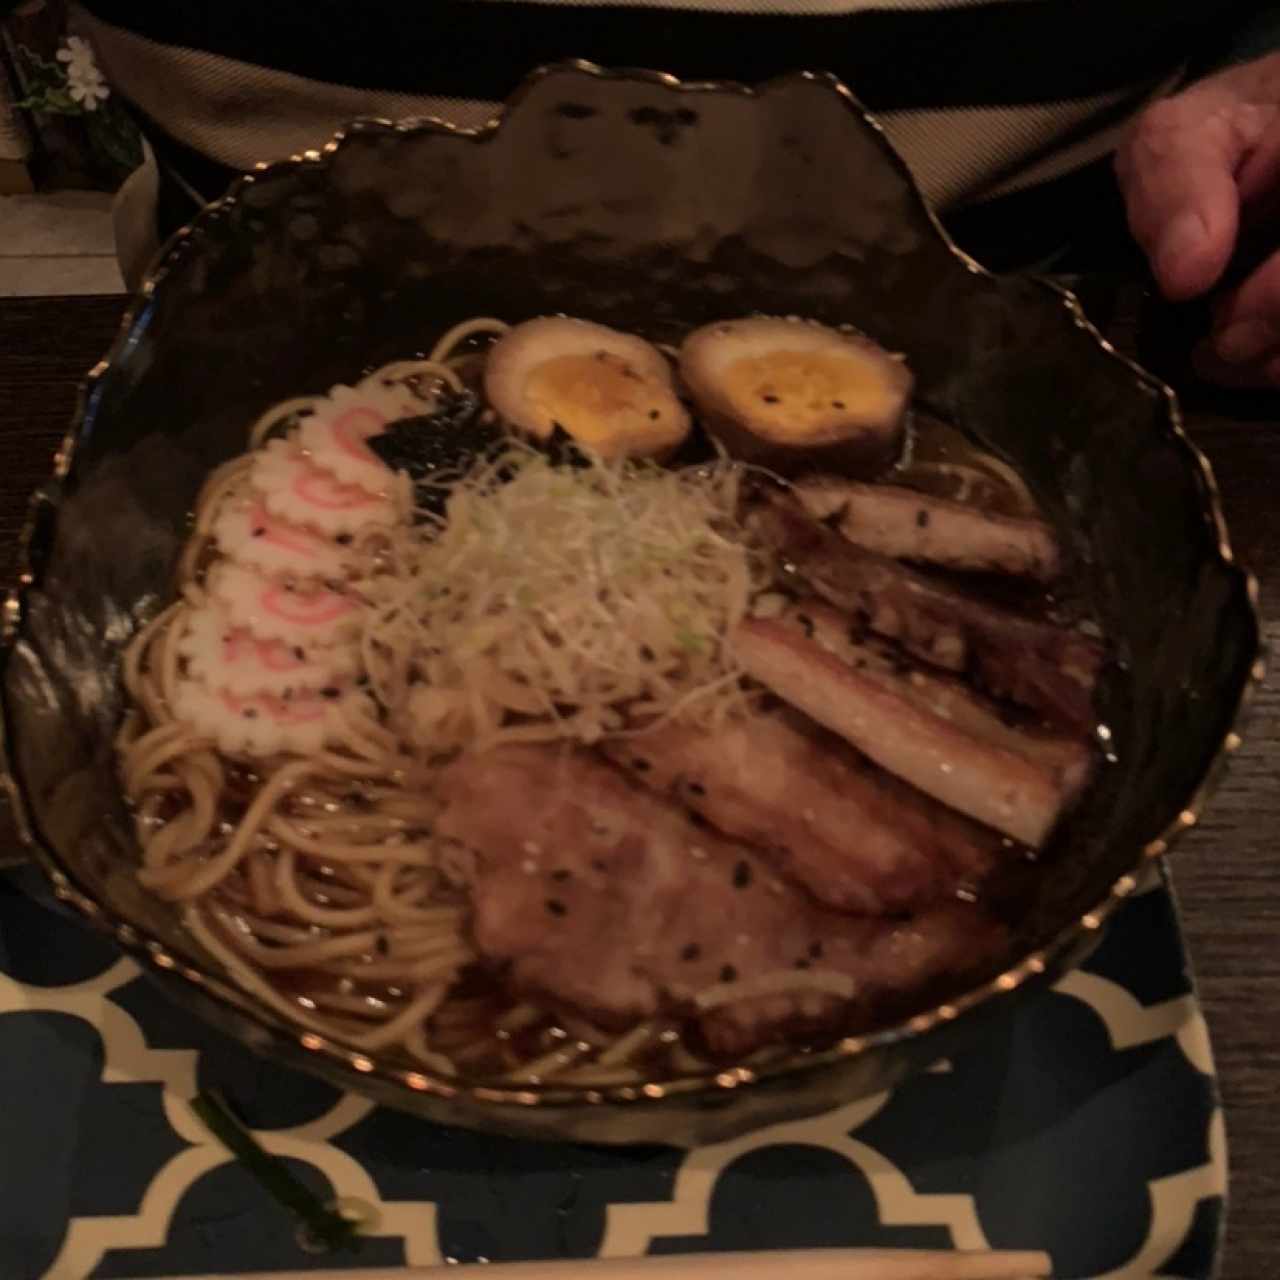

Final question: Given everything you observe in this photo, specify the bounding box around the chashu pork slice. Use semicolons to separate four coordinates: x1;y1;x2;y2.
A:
435;745;1006;1056
747;488;1103;731
770;596;1095;794
733;619;1082;848
602;711;1005;913
793;477;1061;581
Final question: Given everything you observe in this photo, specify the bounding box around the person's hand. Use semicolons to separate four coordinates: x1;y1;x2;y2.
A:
1115;52;1280;387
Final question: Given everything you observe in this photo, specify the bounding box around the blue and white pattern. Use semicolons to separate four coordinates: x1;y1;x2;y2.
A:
0;865;1222;1280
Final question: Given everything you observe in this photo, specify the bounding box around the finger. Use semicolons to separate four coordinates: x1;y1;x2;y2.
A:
1213;244;1280;333
1235;120;1280;231
1116;101;1243;301
1192;339;1280;389
1235;104;1280;207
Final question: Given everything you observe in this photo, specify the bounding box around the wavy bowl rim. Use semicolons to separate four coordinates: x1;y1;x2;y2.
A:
0;59;1265;1115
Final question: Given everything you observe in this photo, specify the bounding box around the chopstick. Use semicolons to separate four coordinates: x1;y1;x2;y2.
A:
156;1247;1053;1279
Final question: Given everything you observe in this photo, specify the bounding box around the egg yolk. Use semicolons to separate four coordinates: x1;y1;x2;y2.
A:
525;352;677;455
721;350;900;440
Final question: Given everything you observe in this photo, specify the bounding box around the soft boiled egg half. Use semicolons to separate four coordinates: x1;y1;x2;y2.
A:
679;316;912;477
483;317;691;461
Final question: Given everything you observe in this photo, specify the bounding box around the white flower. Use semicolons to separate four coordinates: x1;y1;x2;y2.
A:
57;35;110;111
56;36;97;74
67;67;110;111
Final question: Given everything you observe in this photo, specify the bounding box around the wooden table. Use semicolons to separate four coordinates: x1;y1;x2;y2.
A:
1;293;1277;1277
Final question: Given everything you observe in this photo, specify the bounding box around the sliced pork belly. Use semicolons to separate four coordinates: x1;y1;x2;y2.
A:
701;897;995;1056
435;746;1006;1055
733;620;1076;847
601;712;1003;912
774;598;1094;795
794;478;1060;581
748;490;1103;730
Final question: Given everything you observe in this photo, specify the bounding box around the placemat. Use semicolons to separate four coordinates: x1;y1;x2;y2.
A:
0;866;1222;1280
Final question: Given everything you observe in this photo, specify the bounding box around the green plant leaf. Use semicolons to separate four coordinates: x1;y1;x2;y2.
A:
191;1091;361;1254
14;43;61;77
86;109;145;171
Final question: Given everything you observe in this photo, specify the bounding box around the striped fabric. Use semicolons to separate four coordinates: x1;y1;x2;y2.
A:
71;0;1260;274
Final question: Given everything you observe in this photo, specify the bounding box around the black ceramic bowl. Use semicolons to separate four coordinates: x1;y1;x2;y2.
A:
0;63;1261;1145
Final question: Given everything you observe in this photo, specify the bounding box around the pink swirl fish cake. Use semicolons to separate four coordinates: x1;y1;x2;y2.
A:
178;603;358;699
210;491;353;580
208;563;363;648
253;439;396;538
172;679;363;756
296;383;412;492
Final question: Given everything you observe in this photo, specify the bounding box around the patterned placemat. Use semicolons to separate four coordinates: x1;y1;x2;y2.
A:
0;865;1222;1280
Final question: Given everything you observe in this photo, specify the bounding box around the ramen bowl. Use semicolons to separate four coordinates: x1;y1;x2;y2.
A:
0;63;1260;1145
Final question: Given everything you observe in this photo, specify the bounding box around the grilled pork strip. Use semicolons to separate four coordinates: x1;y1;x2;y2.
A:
435;745;1006;1056
602;712;1003;912
749;490;1103;731
733;620;1074;847
774;598;1094;796
794;478;1061;581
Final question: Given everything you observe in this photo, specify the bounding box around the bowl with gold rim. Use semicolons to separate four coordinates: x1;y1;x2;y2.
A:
0;62;1260;1144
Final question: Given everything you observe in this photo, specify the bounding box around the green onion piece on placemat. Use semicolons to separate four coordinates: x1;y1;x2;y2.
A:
191;1090;360;1254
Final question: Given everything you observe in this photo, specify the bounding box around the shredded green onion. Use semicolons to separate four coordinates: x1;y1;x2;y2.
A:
192;1091;360;1254
357;444;766;753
